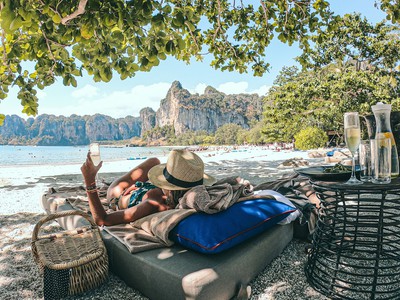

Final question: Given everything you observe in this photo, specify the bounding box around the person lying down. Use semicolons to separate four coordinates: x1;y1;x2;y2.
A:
81;148;317;233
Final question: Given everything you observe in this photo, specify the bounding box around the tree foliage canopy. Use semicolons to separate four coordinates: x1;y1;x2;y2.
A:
1;1;400;126
297;13;400;70
262;14;400;143
294;126;327;150
141;121;266;146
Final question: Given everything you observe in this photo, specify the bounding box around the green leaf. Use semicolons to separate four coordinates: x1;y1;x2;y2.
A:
165;40;175;53
9;17;23;31
152;14;164;26
177;38;185;50
163;5;172;14
52;14;61;24
120;71;129;80
99;67;112;82
105;15;116;27
127;46;134;56
71;68;81;76
70;76;77;87
185;21;196;32
81;24;93;39
130;63;139;71
63;75;70;86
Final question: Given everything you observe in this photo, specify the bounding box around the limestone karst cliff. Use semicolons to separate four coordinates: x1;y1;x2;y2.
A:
0;81;263;145
153;81;263;135
0;114;141;145
140;107;156;134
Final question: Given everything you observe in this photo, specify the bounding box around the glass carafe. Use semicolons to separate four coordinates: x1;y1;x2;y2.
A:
372;102;399;178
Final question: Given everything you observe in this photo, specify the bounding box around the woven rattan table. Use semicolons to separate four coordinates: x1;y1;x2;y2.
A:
305;178;400;300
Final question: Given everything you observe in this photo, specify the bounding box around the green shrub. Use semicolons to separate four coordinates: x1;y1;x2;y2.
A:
294;127;328;150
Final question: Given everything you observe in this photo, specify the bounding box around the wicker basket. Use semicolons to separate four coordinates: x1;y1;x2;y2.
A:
31;210;109;296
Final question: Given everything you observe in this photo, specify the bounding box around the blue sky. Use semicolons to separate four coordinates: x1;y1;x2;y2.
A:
2;1;387;119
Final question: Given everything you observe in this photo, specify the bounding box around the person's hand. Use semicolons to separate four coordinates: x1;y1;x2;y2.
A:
236;176;250;186
81;151;103;185
122;184;138;196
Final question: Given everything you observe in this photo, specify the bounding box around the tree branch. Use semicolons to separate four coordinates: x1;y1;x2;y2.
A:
0;1;6;68
38;0;63;21
40;27;58;74
260;0;269;26
213;0;238;58
42;31;56;62
1;29;9;68
186;25;199;49
61;0;88;25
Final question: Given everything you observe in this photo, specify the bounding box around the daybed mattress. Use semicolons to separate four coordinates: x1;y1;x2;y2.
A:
41;193;293;300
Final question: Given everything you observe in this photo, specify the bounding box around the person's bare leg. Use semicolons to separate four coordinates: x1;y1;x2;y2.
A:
106;157;160;200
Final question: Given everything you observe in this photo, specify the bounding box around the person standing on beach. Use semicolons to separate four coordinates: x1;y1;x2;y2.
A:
80;149;217;226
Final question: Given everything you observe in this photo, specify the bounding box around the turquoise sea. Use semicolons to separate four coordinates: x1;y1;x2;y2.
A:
0;145;174;166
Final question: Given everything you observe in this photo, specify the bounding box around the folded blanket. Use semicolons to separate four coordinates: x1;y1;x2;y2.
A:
43;185;109;213
177;182;250;213
61;186;110;213
104;209;196;253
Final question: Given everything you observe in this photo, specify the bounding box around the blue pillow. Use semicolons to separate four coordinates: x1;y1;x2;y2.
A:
169;199;297;254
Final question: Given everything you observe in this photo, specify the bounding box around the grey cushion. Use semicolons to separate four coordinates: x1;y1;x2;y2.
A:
41;194;293;300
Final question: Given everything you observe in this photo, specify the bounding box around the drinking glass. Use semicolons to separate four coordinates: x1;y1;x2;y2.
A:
359;140;372;182
89;143;101;166
89;143;101;185
344;112;363;185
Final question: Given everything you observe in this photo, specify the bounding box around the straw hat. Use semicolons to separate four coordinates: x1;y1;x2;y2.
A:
148;149;217;190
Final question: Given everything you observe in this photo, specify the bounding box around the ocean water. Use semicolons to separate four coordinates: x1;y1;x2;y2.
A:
0;145;175;166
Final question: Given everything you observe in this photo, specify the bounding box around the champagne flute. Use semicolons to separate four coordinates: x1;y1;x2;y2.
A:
89;143;101;185
344;112;363;185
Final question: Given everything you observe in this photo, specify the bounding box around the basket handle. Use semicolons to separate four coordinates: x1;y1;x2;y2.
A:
32;210;98;243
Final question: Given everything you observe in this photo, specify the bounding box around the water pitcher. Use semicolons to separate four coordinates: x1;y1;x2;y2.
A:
371;102;399;177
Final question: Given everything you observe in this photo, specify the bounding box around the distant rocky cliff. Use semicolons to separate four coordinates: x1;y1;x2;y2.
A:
0;81;263;145
0;114;141;146
140;107;156;134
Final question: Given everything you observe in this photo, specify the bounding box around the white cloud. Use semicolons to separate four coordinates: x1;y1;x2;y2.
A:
190;83;207;95
249;85;271;96
189;81;270;96
214;81;270;96
72;84;99;98
218;82;249;94
41;82;171;118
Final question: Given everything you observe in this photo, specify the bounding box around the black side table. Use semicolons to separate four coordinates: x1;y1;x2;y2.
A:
305;179;400;300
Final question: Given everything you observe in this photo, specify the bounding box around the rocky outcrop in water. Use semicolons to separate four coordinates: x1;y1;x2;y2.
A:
0;81;264;145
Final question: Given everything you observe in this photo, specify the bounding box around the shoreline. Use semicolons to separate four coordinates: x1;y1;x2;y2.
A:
0;146;313;176
0;147;317;215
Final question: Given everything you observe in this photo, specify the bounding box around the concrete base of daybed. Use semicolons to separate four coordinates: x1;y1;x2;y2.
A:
41;195;293;300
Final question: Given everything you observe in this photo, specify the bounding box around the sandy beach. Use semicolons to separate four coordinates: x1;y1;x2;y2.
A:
0;146;329;300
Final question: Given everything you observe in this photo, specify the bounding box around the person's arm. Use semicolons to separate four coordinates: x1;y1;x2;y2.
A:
86;196;169;226
81;152;169;226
